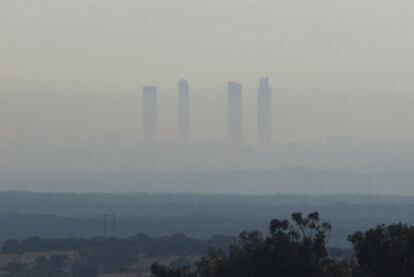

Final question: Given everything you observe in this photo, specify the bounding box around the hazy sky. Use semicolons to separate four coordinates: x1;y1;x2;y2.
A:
1;0;414;144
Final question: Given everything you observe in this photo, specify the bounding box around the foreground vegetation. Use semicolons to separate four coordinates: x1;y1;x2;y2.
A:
152;212;414;277
2;212;414;276
0;234;234;276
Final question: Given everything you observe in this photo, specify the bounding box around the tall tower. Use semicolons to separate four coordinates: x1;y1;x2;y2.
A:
257;78;272;145
227;82;243;142
178;79;189;142
143;86;157;142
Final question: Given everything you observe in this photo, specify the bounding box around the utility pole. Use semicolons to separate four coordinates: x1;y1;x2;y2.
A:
103;214;109;237
112;214;117;237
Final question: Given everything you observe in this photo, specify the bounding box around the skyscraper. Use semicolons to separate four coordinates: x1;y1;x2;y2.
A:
178;79;189;142
257;78;272;145
227;82;243;142
143;86;157;142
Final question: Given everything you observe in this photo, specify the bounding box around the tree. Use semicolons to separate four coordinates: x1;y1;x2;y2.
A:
151;263;194;277
49;254;68;276
4;262;25;277
349;223;414;276
152;212;343;277
2;239;23;253
72;262;100;277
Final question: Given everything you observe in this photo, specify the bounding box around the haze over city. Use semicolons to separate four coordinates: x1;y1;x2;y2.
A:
2;0;414;196
3;1;414;276
2;0;414;145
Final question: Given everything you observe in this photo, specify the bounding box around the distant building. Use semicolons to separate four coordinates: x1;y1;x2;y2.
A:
227;82;243;142
178;80;189;142
143;86;157;142
257;78;272;145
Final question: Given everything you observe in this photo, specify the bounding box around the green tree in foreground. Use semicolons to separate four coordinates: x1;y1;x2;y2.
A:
349;223;414;276
152;212;350;277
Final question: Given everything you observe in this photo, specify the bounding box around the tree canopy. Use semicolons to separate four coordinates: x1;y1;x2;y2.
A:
349;223;414;276
152;212;350;277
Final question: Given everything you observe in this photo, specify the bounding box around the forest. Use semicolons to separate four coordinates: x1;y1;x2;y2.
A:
1;212;413;276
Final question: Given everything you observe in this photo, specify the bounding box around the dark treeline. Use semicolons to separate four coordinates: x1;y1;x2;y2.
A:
2;233;235;257
152;213;414;277
2;191;414;247
2;213;414;276
0;233;235;276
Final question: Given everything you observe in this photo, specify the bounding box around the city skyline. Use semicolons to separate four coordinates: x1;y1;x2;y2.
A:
3;0;414;146
258;78;272;146
178;79;190;143
142;78;274;144
3;76;414;146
